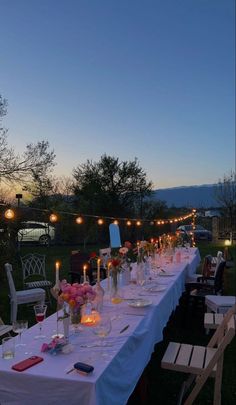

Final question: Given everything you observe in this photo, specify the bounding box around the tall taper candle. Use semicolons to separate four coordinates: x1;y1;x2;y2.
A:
55;261;60;289
107;262;111;291
97;258;101;284
83;265;87;282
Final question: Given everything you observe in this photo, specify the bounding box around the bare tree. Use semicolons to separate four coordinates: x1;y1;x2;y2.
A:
214;171;236;233
0;94;56;186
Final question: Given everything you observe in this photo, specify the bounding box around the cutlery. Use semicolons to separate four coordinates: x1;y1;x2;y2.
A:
80;343;113;348
119;325;130;334
124;313;144;316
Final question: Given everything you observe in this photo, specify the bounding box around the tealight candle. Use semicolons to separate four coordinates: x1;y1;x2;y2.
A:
97;258;101;284
81;311;101;326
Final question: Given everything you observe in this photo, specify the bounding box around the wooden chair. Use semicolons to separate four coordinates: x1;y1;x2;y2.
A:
161;304;236;405
20;253;52;304
205;295;236;314
5;263;45;322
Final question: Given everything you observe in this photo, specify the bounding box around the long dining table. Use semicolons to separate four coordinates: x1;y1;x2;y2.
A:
0;248;200;405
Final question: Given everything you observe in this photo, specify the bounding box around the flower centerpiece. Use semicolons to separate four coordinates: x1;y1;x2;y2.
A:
58;280;96;330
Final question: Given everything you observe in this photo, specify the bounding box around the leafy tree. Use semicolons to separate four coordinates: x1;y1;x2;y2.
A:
73;155;153;217
0;94;56;186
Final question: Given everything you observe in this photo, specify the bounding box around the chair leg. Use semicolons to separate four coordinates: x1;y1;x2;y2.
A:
46;287;52;306
177;374;195;405
11;300;17;323
213;354;224;405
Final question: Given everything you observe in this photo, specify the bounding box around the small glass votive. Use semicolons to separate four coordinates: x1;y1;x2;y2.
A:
2;336;15;359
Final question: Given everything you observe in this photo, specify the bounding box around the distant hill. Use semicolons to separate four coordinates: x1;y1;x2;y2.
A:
152;184;219;208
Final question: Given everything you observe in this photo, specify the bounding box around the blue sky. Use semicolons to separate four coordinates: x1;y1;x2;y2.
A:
0;0;235;188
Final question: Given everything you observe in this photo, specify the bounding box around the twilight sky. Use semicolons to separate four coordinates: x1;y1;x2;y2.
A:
0;0;235;189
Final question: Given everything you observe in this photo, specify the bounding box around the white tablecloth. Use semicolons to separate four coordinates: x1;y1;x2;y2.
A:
0;250;200;405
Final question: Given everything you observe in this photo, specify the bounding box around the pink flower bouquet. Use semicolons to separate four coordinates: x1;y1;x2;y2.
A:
58;280;96;311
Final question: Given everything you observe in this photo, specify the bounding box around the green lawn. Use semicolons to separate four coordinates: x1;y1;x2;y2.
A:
0;242;235;404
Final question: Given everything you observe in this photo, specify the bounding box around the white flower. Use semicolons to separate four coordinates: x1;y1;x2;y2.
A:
119;247;128;254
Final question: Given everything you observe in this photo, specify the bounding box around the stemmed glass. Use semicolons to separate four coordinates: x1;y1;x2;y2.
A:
34;304;47;339
92;314;112;359
12;320;28;347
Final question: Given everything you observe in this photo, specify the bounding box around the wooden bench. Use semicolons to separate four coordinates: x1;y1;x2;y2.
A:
161;304;236;405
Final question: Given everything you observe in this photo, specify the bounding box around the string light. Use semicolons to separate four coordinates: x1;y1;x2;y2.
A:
49;213;58;223
4;209;15;220
75;216;83;224
0;203;195;228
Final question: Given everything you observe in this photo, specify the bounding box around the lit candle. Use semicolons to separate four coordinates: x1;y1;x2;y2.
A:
107;262;111;291
83;264;87;282
81;311;101;326
55;261;60;288
97;258;101;284
137;241;140;254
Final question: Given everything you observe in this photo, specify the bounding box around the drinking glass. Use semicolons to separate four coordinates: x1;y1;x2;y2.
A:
2;337;15;359
12;320;28;347
92;314;112;358
34;304;47;339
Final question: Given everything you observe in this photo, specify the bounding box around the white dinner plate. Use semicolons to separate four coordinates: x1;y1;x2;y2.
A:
127;299;152;308
144;286;166;293
158;272;175;277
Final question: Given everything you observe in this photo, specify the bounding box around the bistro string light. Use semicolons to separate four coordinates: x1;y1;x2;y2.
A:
1;204;196;228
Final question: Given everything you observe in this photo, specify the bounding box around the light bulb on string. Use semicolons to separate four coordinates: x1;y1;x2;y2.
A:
126;220;132;226
97;218;104;225
136;220;141;226
75;216;83;224
113;220;119;225
4;208;15;220
49;213;58;223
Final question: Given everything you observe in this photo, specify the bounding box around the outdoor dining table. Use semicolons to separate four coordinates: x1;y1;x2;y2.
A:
0;248;200;405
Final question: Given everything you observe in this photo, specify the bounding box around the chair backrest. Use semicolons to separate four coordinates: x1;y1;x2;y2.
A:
185;304;236;405
214;260;226;294
99;247;111;268
21;254;46;284
70;251;93;284
4;263;17;301
202;255;212;277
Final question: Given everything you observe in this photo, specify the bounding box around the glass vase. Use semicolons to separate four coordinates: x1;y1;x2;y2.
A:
136;262;145;286
121;263;131;286
70;307;82;333
110;269;123;304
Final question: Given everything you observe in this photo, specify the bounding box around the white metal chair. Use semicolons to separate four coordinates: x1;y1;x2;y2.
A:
99;247;111;268
161;304;236;405
5;263;45;323
0;317;12;337
20;253;52;304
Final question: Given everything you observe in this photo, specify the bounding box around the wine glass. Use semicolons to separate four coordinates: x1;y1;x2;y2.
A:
34;304;47;339
12;320;28;347
92;314;112;359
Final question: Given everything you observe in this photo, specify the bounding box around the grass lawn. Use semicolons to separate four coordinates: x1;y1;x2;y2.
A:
0;241;235;404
